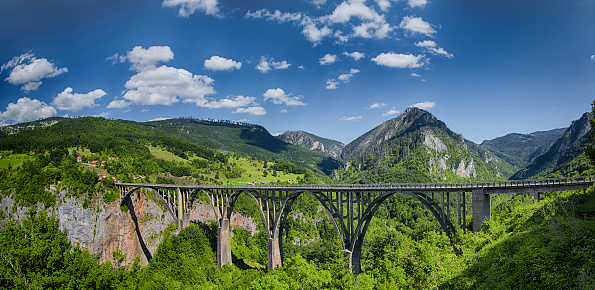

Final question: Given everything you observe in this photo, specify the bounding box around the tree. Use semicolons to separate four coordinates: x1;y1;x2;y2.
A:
586;101;595;162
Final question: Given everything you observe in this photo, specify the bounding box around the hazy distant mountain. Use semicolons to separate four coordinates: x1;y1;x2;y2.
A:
337;107;516;183
480;128;566;170
275;131;345;160
511;112;593;179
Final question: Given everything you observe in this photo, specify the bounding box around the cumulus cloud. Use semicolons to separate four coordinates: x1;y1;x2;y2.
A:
399;16;436;37
204;95;256;109
326;1;384;24
343;51;365;60
591;55;595;61
416;40;453;58
263;88;306;106
123;46;174;72
245;9;303;23
1;53;67;92
122;65;216;106
302;20;333;44
107;99;129;109
375;0;391;11
383;107;400;116
326;68;359;90
204;56;242;71
233;106;267;115
368;102;387;109
162;0;220;17
409;101;436;110
256;56;291;73
372;52;425;68
339;116;362;121
408;0;428;8
52;87;107;112
0;97;57;124
320;54;338;65
411;72;421;77
116;46;217;108
326;79;339;90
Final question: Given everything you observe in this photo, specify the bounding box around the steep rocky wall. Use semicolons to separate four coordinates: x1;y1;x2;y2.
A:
0;191;259;267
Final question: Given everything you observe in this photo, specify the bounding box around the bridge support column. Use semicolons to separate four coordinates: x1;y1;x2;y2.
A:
472;189;490;232
217;218;232;269
177;188;184;229
267;234;282;271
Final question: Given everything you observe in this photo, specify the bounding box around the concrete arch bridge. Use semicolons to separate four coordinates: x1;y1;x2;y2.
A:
116;176;594;274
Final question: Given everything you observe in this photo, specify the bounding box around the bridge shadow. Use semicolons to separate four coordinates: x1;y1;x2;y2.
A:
124;196;153;263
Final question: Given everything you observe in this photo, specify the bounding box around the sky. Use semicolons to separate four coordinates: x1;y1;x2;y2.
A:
1;0;595;145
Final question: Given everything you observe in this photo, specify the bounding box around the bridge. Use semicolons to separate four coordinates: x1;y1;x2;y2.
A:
116;176;595;274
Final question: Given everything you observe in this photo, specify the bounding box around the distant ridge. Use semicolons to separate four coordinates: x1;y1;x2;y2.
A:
275;131;344;159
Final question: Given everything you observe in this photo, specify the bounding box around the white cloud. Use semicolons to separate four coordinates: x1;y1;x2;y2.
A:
149;117;170;122
233;106;267;115
123;46;174;72
343;51;365;60
326;1;382;24
256;56;291;73
302;21;333;44
408;0;428;8
263;88;306;106
326;79;339;90
320;54;338;65
93;112;111;118
162;0;219;17
52;87;107;112
245;9;303;23
372;52;425;68
1;53;67;92
0;97;57;124
338;68;360;82
204;56;242;71
411;72;421;77
204;95;256;109
107;99;129;109
399;16;436;37
383;107;400;116
375;0;391;11
339;116;362;121
368;102;387;109
591;55;595;61
122;65;216;106
280;109;288;113
416;40;453;58
409;101;436;110
326;68;359;90
298;65;306;69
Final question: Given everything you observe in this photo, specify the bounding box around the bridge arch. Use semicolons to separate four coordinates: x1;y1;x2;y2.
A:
120;186;177;222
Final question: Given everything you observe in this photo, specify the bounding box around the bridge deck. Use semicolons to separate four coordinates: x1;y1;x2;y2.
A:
116;176;595;194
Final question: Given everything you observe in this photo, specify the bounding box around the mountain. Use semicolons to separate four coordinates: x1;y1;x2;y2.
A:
275;131;345;159
510;112;593;179
0;117;341;176
480;128;566;169
338;107;516;183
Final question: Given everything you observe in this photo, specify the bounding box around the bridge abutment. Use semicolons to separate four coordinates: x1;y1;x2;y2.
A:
217;217;232;269
472;189;490;232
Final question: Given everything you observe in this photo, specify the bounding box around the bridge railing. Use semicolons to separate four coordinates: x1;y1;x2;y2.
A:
115;176;595;192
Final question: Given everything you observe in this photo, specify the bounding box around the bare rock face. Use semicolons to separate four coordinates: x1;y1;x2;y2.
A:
0;191;259;267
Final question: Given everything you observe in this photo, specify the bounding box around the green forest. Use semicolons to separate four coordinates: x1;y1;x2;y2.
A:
0;111;594;289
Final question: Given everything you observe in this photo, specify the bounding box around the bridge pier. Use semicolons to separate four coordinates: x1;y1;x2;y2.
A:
267;234;282;271
472;189;490;232
217;217;232;269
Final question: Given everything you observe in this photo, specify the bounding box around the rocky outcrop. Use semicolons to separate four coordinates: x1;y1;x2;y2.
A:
0;190;260;267
275;131;345;159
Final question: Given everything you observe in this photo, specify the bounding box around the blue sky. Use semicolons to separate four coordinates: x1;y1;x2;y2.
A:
1;0;594;144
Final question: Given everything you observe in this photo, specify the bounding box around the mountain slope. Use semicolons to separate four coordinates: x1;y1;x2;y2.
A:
480;128;565;169
338;107;516;183
511;112;593;179
275;131;345;159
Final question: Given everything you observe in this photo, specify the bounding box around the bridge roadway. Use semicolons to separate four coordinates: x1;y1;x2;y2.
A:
116;176;595;274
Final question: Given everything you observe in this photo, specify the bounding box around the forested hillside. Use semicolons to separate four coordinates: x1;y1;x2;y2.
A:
480;128;565;170
337;107;516;183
